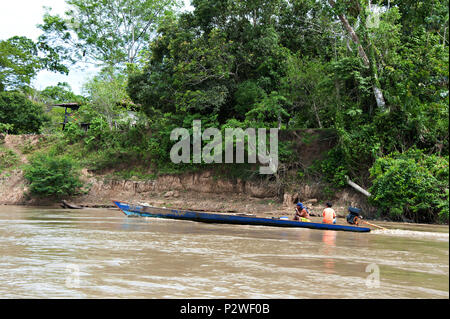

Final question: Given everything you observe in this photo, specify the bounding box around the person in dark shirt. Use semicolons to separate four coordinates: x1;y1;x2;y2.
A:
346;207;362;225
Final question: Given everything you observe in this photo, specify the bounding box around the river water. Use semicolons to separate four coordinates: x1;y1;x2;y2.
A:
0;206;448;299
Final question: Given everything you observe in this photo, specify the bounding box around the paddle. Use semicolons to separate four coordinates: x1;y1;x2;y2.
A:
360;219;387;230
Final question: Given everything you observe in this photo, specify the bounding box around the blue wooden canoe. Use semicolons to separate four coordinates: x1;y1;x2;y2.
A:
113;200;371;233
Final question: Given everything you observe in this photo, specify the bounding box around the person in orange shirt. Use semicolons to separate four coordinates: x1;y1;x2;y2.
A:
322;202;336;224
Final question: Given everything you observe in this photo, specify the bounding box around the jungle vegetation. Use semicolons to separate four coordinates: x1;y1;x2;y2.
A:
0;0;448;223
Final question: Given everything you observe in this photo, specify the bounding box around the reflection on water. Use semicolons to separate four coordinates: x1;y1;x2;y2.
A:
321;231;336;274
0;206;448;298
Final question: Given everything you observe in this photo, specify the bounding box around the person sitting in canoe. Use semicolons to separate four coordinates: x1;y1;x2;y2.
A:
322;202;336;224
346;207;362;225
293;202;311;222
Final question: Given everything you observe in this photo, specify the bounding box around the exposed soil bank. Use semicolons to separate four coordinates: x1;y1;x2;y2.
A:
1;165;374;221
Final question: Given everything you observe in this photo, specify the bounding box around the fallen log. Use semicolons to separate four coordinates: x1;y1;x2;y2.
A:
61;200;83;209
346;176;371;197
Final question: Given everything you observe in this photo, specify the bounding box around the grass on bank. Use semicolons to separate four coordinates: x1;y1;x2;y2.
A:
0;144;20;174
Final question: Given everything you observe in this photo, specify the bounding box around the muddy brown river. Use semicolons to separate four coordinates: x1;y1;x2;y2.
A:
0;206;448;299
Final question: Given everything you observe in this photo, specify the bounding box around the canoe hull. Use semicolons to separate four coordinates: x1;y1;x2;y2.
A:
112;200;371;233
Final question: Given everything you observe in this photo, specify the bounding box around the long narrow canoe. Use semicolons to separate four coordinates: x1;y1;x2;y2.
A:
113;200;371;233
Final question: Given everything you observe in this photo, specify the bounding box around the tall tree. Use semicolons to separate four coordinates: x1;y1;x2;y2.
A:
0;36;68;91
83;68;133;128
38;0;181;68
327;0;387;109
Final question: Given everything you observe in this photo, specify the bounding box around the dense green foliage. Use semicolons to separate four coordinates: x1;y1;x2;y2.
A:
369;149;449;223
38;0;180;68
0;0;448;222
0;92;48;134
40;82;85;104
0;36;68;91
125;0;448;222
23;153;84;198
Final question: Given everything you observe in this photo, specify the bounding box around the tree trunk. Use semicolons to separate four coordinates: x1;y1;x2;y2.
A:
346;177;372;197
312;100;323;128
328;0;386;109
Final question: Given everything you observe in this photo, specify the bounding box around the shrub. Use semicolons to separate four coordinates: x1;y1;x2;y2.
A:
83;116;110;149
0;123;14;133
0;146;19;172
23;153;84;198
314;148;349;188
63;121;85;144
0;91;48;134
369;149;449;223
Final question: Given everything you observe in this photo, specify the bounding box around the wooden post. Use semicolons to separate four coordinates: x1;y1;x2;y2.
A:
62;106;68;130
